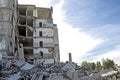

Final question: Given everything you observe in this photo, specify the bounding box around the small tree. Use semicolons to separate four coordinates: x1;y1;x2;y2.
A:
102;58;116;70
81;61;89;67
89;62;96;70
96;61;102;71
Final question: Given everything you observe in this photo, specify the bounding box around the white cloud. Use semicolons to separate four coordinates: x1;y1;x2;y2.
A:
90;46;120;64
53;0;103;63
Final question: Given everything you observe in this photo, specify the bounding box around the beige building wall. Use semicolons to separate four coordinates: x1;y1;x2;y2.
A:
37;8;52;19
33;28;54;37
33;7;60;64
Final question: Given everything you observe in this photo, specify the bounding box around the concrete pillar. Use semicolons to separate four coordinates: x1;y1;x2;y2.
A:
69;53;72;62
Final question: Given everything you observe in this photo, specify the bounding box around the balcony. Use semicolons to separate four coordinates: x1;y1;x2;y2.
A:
43;42;54;47
33;32;53;38
33;42;39;47
34;53;53;59
33;42;54;48
43;54;53;58
34;23;53;28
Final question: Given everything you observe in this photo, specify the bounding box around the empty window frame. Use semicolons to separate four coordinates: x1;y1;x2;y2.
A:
39;31;42;37
40;51;43;58
39;22;42;27
40;41;43;47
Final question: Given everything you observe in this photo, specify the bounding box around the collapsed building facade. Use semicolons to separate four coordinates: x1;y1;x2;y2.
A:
0;0;60;65
18;5;60;64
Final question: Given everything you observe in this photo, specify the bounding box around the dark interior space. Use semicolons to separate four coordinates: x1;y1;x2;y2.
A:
18;26;26;36
23;39;33;47
19;17;26;25
24;49;33;64
27;28;33;37
27;9;33;16
27;19;33;27
19;7;26;15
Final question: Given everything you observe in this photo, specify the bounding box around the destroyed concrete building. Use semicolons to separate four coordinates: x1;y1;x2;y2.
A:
18;5;60;64
0;0;60;65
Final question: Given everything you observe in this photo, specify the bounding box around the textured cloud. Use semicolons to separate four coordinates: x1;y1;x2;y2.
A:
63;0;120;27
87;47;120;63
81;24;120;64
62;0;120;64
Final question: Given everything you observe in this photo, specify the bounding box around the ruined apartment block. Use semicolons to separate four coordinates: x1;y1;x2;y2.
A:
0;0;60;65
18;5;60;64
0;0;17;60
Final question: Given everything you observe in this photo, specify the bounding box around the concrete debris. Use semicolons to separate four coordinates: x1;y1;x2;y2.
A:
8;72;21;80
101;70;118;77
12;60;26;68
61;61;76;71
20;63;34;70
0;54;2;61
0;59;120;80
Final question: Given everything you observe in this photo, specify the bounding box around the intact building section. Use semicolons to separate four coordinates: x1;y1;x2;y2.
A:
33;7;60;64
18;5;60;64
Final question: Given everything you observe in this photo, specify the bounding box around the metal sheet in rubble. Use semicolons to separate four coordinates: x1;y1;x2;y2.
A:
8;72;21;80
20;63;34;70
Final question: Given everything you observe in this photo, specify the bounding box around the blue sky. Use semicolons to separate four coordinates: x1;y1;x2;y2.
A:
62;0;120;63
63;0;120;26
18;0;120;64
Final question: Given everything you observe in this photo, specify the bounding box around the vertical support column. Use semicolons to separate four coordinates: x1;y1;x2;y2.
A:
26;7;28;37
53;24;60;62
69;53;72;62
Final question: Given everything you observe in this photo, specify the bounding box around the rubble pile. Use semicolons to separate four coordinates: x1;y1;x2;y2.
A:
0;59;120;80
0;60;78;80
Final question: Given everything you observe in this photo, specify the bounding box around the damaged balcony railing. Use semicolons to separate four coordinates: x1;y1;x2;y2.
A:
34;53;53;59
34;42;54;47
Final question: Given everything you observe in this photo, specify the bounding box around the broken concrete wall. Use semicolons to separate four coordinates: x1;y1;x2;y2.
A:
0;22;12;35
0;0;14;8
0;0;18;59
0;9;13;21
34;58;54;65
0;37;8;50
37;8;52;19
0;22;12;56
53;24;60;62
49;73;64;80
17;44;25;61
